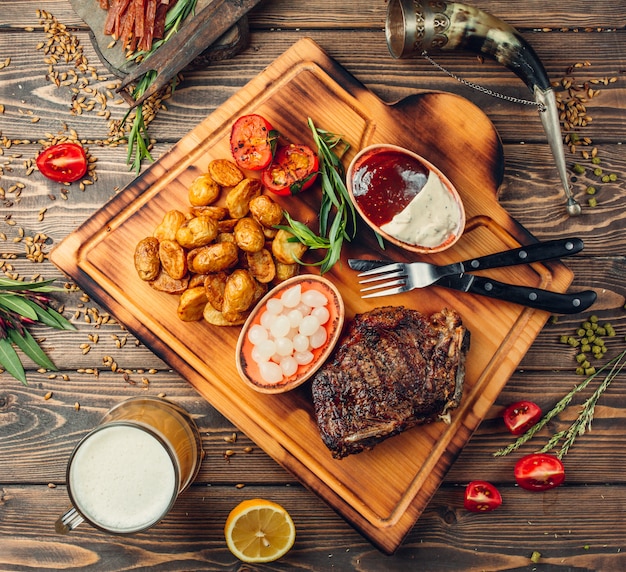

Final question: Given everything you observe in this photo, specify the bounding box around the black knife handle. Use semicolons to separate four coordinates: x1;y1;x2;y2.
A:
461;238;584;272
466;275;597;314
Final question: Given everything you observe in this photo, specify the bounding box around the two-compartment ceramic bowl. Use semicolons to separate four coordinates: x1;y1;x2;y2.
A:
346;144;465;254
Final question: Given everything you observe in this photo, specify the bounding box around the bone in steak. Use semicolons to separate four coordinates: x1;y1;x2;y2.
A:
311;306;469;459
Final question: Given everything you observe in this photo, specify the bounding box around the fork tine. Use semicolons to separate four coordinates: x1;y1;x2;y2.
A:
359;269;407;284
360;277;406;292
357;262;404;277
362;285;408;298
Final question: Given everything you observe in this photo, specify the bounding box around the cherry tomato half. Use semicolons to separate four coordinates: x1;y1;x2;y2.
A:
514;453;565;491
36;142;88;183
230;114;277;171
262;143;320;196
503;400;542;435
464;480;502;512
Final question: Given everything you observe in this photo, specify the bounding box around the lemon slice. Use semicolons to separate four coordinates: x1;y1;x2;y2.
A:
225;499;296;563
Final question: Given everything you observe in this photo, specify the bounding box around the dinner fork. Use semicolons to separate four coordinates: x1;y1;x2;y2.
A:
357;238;583;292
354;238;597;313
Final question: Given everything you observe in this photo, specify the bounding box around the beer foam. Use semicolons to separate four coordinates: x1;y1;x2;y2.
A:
69;424;177;533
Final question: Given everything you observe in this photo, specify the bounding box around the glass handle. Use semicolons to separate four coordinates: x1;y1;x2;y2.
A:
55;506;84;534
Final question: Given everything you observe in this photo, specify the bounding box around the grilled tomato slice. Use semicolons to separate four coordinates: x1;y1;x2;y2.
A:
262;143;319;196
230;114;277;171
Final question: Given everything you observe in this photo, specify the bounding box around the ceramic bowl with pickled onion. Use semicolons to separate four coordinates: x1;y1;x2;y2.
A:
347;144;465;254
236;274;344;394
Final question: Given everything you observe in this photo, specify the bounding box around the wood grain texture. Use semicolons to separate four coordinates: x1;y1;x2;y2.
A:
48;37;579;554
1;0;626;569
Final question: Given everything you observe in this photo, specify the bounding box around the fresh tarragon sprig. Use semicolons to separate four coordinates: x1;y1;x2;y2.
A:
494;347;626;459
0;276;76;384
121;0;198;173
278;118;358;274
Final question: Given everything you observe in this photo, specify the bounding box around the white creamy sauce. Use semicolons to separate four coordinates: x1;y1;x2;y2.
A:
380;170;460;247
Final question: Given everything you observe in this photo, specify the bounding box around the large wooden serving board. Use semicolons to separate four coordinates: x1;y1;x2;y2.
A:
50;38;574;554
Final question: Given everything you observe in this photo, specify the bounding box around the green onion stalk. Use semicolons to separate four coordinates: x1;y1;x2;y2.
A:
122;0;198;173
0;277;76;385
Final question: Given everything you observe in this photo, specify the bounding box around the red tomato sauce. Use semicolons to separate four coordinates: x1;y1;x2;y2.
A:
350;149;429;227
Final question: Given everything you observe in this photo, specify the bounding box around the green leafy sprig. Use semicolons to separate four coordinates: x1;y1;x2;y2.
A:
121;0;198;173
0;277;76;384
494;347;626;459
279;118;358;274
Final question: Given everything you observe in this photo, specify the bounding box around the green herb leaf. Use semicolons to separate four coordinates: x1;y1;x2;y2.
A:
0;337;27;384
32;304;76;331
8;327;58;372
0;293;39;320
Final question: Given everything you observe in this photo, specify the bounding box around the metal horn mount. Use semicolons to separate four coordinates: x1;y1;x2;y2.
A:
385;0;582;216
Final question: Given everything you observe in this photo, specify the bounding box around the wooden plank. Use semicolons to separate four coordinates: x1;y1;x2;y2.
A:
3;0;625;29
2;483;626;570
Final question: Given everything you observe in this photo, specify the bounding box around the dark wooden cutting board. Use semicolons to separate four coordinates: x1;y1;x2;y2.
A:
50;38;574;554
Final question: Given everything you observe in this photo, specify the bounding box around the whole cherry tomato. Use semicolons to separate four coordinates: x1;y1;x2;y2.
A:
262;143;319;196
230;114;277;171
514;453;565;491
464;480;502;512
36;142;88;183
503;400;542;435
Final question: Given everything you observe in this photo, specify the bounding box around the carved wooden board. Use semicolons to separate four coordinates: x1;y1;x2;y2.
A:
50;38;574;554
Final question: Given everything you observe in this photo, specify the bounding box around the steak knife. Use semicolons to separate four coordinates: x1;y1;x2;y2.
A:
434;273;597;314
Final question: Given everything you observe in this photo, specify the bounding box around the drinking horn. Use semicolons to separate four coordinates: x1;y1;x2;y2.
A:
386;0;582;216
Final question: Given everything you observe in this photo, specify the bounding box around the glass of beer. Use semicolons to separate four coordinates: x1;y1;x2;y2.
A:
55;396;204;535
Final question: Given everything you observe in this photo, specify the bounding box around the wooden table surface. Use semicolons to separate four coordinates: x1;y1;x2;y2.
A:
1;1;625;570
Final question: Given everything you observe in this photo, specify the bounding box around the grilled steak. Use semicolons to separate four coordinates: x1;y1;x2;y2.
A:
311;306;469;459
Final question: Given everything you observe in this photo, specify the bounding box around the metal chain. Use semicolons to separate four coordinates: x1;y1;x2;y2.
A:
422;52;547;112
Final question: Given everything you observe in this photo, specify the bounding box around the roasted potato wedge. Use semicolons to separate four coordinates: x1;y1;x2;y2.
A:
188;241;239;274
149;269;189;294
175;215;218;249
190;205;229;220
159;239;188;280
134;236;160;281
176;286;207;321
222;269;257;321
188;173;220;206
234;217;265;253
208;159;244;187
249;194;283;228
246;248;276;284
154;210;186;242
204;271;228;312
272;228;308;264
225;178;262;219
203;302;246;327
275;260;300;283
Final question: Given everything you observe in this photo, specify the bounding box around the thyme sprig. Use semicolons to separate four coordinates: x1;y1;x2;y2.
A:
279;118;357;274
0;277;76;385
494;347;626;459
121;0;198;173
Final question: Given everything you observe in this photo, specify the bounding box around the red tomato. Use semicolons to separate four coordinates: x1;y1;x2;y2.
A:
36;142;88;183
514;453;565;491
463;480;502;512
230;114;277;171
503;400;542;435
262;143;319;196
